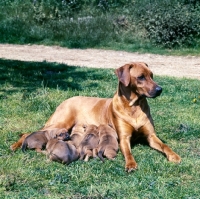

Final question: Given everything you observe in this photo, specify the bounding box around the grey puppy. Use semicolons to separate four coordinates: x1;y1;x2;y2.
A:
78;124;99;161
97;124;119;162
46;139;79;164
22;128;70;153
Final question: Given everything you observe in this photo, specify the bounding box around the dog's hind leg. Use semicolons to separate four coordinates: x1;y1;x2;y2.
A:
84;150;93;161
92;148;98;158
98;150;105;162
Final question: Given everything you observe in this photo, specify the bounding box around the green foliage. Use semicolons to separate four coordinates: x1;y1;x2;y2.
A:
32;0;85;22
0;0;200;52
134;0;200;48
0;59;200;198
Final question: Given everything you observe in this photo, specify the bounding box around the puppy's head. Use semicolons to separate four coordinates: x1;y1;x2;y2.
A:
98;124;118;139
51;128;70;141
84;124;99;135
115;62;162;98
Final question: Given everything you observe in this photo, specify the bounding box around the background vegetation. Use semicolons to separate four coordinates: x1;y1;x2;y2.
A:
0;59;200;198
0;0;200;54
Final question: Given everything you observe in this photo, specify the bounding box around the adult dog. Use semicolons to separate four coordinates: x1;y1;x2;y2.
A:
10;62;181;172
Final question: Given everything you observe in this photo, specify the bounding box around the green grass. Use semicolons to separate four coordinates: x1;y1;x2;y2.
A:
0;59;200;198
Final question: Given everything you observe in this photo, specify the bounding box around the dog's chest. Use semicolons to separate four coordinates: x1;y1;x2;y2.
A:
122;106;150;131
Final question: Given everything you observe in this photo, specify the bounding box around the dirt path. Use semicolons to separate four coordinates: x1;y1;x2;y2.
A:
0;44;200;79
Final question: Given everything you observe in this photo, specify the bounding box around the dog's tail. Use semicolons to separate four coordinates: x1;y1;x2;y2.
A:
21;139;28;153
98;150;104;162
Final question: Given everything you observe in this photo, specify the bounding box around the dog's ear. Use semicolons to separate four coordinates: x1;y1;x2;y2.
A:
143;62;148;67
115;64;133;87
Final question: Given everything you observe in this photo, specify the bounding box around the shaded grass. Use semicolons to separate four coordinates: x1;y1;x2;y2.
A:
0;59;200;198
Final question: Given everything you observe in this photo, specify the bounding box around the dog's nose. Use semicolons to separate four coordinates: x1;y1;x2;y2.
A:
155;86;162;95
64;133;71;141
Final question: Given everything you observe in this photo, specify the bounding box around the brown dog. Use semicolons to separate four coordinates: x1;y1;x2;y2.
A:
11;62;181;172
97;124;119;162
78;124;99;161
22;128;70;153
46;139;79;164
70;124;87;148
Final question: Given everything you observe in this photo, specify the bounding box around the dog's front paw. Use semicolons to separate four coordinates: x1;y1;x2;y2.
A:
167;153;181;163
125;161;138;172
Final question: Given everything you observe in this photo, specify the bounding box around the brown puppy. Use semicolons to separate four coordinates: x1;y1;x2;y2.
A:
22;128;70;153
70;124;87;148
78;124;99;161
11;62;181;172
46;139;79;164
97;124;119;162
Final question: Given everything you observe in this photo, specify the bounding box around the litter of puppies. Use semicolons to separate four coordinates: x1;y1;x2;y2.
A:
21;124;119;165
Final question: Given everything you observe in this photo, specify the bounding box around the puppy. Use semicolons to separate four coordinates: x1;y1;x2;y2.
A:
97;124;119;162
22;128;70;153
70;124;87;148
46;139;79;164
78;124;99;161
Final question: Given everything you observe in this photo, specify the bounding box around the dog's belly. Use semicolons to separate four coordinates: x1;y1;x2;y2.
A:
45;96;112;129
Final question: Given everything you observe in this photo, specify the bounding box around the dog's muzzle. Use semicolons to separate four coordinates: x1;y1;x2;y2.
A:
150;86;162;98
63;132;71;141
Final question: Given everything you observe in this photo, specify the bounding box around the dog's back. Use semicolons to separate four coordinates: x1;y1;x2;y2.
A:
46;139;79;164
98;124;119;162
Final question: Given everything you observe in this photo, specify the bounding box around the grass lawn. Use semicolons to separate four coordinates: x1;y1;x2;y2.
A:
0;59;200;199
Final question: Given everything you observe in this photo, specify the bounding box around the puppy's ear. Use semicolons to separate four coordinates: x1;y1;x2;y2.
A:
115;64;133;87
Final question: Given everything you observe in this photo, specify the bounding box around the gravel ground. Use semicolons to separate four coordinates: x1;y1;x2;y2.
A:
0;44;200;79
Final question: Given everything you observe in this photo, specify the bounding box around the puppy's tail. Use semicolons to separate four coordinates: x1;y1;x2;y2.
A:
98;150;104;162
21;139;28;153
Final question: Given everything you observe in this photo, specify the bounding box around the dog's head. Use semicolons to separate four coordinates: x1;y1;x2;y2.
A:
48;128;70;141
115;62;162;99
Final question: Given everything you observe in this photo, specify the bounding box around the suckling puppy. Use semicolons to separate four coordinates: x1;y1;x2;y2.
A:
46;139;79;164
78;124;99;161
22;128;70;153
98;124;119;162
70;124;87;148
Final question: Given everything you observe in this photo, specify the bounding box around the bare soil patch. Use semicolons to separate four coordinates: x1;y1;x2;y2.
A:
0;44;200;79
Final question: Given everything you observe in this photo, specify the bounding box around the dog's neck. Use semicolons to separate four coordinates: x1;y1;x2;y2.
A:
117;83;142;107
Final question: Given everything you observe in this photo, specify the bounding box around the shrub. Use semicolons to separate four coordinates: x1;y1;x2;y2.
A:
135;1;200;48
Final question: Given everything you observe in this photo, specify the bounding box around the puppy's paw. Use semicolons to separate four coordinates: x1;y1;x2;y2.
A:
125;161;138;172
167;153;181;163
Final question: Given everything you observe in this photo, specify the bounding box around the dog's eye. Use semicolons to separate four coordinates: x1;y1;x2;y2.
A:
137;75;145;81
60;133;64;136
